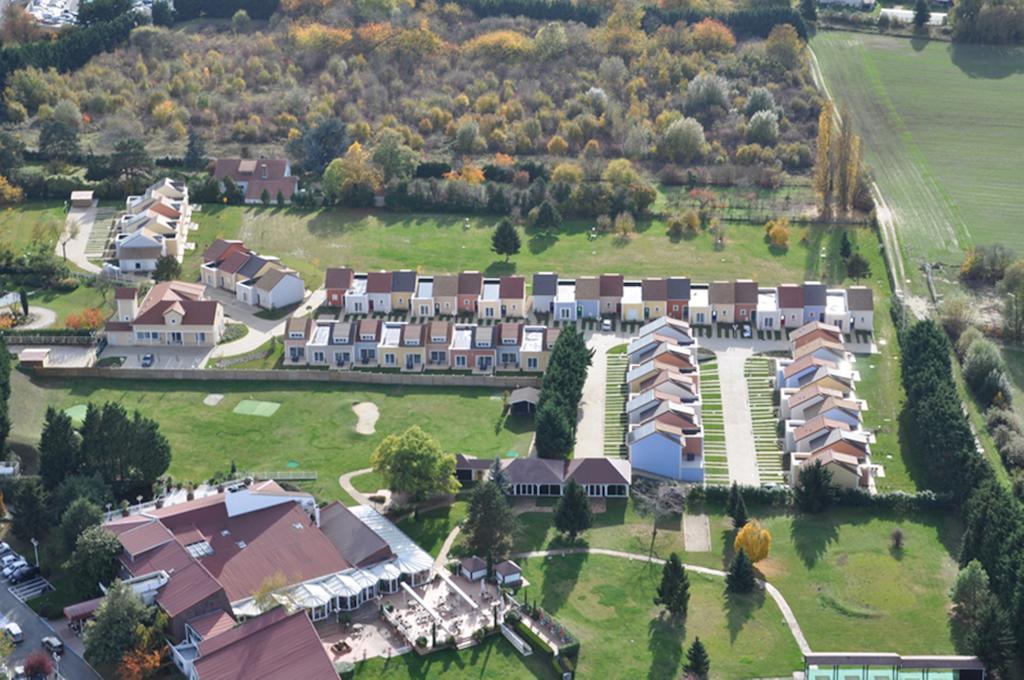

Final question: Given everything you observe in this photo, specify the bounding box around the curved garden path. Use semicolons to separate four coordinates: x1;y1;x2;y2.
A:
339;468;812;655
339;467;376;506
20;307;57;330
510;547;811;656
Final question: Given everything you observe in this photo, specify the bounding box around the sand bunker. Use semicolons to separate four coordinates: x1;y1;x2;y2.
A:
352;402;379;435
203;393;224;406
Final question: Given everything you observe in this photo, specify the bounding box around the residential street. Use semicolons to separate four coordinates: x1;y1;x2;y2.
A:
575;331;628;458
57;205;101;274
717;346;760;486
0;585;100;679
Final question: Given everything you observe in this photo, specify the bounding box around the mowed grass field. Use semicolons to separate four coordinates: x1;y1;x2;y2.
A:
811;32;1024;283
185;204;880;287
0;201;65;251
9;371;533;503
511;502;960;656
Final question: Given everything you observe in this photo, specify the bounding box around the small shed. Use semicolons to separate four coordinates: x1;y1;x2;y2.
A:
494;560;522;586
508;387;540;416
18;348;50;369
460;555;488;582
70;190;94;208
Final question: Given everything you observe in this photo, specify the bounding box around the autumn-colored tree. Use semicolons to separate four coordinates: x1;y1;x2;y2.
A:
0;176;23;205
765;217;791;249
814;103;834;218
65;308;106;330
551;162;583;185
118;644;161;680
546;135;569;156
734;520;771;562
322;142;382;204
765;24;804;70
689;18;736;53
614;212;636;239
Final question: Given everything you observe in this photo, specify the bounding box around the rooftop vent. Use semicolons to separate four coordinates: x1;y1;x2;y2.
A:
292;522;304;530
235;541;247;549
220;529;231;537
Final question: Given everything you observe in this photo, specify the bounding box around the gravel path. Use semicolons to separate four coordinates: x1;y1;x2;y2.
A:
717;347;760;486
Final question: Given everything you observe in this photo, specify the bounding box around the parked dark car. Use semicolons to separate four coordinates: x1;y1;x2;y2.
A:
8;565;39;584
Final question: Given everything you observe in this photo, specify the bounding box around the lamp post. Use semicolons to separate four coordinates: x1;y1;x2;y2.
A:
30;538;39;567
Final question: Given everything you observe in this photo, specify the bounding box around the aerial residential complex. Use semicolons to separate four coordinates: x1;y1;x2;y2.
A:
200;240;306;310
113;178;194;273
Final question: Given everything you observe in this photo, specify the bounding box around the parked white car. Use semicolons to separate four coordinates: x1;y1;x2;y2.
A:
3;622;23;643
2;560;26;579
0;554;20;568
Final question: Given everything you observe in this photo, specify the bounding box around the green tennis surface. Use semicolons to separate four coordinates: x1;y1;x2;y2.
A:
64;404;88;424
233;400;281;417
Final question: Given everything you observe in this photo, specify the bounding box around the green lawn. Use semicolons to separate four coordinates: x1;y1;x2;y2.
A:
396;501;468;557
27;282;112;327
1003;346;1024;419
9;372;533;503
513;501;959;655
355;635;557;679
0;201;65;251
518;555;802;679
186;205;881;288
811;32;1024;293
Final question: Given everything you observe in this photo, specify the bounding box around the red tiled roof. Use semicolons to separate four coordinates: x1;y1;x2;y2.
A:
202;239;247;264
599;274;624;297
134;299;219;327
115;287;137;300
793;415;851;441
458;271;483;295
194;609;336;680
783;355;838;379
217;250;252;275
642;278;668;300
777;284;803;308
104;321;132;332
212;159;298;201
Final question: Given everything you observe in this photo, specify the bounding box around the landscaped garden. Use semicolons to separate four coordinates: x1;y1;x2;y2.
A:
699;359;728;486
511;501;960;655
9;372;532;503
745;356;784;484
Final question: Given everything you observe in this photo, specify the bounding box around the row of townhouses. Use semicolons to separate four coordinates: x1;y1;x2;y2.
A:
113;178;194;273
323;268;875;332
623;317;706;483
201;239;306;310
777;322;879;491
284;316;560;373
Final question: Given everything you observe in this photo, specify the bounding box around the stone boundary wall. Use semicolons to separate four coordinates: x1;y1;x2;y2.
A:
33;366;541;388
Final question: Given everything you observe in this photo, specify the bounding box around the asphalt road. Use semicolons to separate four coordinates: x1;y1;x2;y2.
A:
0;579;100;680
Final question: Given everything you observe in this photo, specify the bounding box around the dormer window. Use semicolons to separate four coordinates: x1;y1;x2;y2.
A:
432;335;446;343
361;333;374;341
502;337;515;345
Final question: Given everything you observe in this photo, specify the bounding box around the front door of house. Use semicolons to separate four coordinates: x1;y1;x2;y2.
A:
170;332;183;344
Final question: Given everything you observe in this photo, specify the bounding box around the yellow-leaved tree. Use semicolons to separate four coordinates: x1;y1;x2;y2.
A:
734;520;772;563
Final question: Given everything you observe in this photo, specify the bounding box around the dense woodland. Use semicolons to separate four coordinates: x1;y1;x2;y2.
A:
0;0;825;213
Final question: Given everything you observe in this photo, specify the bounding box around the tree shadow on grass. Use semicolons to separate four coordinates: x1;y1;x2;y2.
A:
948;42;1024;79
538;550;588;615
724;585;766;643
790;513;841;569
527;229;558;255
647;613;686;680
483;260;517;277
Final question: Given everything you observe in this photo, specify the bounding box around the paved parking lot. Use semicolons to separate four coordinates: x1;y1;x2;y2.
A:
0;553;99;679
101;346;211;369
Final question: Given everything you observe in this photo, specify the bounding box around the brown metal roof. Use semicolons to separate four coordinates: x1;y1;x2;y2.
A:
599;274;624;297
709;281;734;304
566;459;630;485
114;287;137;300
202;239;246;264
642;278;668;301
324;267;354;290
433;274;459;297
847;286;874;311
777;284;803;308
499;276;525;299
366;271;392;294
187;609;237;640
734;279;758;304
458;271;483;295
319;502;393;568
575;276;600;300
194;609;337;680
157;560;224;617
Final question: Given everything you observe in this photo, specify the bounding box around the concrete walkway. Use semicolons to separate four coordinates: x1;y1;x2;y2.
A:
433;526;462;576
19;306;57;330
338;467;376;507
510;546;811;656
207;286;325;358
575;331;629;458
682;512;711;552
58;204;102;274
717;347;760;486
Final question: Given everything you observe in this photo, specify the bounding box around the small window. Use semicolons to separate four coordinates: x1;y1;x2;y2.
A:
686;454;695;462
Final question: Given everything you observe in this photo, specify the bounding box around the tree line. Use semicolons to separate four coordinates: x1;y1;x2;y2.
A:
534;326;592;459
898;317;1024;672
0;11;140;95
